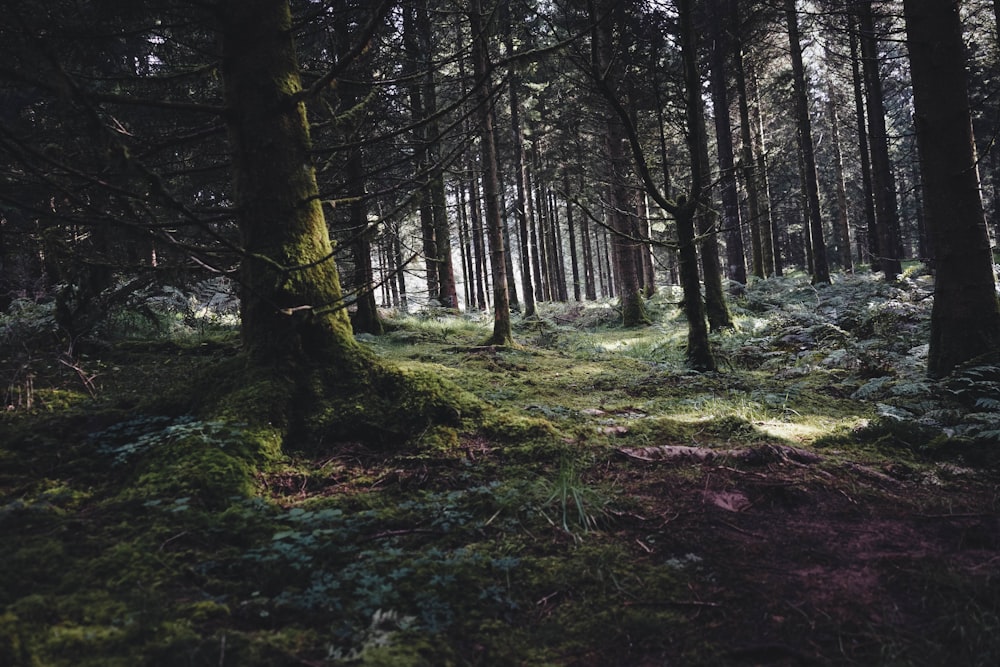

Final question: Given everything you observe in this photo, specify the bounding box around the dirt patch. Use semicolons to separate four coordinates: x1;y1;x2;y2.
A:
609;454;1000;664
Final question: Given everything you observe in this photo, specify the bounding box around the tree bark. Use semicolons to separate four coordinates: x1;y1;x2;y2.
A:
848;10;878;268
735;33;775;279
708;0;748;285
503;1;536;317
682;0;732;331
785;0;830;285
903;0;1000;377
345;137;383;335
827;75;853;272
856;0;903;279
593;0;649;327
468;0;513;344
565;173;582;301
222;0;361;368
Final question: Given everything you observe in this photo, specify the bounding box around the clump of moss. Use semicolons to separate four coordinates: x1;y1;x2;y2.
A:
814;417;938;453
284;361;483;452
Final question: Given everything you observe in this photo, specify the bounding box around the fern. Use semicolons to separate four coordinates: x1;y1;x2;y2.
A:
975;397;1000;411
852;376;893;400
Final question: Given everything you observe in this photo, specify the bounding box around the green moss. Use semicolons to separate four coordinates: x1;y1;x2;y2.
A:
124;430;267;509
0;612;36;667
354;632;456;667
288;361;483;450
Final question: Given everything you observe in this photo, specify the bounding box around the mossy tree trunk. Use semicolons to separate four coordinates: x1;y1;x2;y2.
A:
217;0;472;446
677;202;718;372
903;0;1000;378
221;0;364;369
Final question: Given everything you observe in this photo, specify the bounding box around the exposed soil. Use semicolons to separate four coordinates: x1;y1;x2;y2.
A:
597;451;999;665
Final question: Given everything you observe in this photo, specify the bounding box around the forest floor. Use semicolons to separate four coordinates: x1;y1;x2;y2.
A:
2;271;999;666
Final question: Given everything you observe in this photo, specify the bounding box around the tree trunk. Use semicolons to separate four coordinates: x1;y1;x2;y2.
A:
735;43;763;278
550;189;569;301
345;140;383;335
404;5;438;302
500;184;521;311
392;223;408;312
412;0;459;309
749;50;780;276
578;175;599;300
526;160;545;300
785;0;830;285
222;0;361;368
565;173;582;301
456;181;475;309
591;0;649;326
708;0;747;285
677;0;719;368
503;2;536;317
903;0;1000;377
857;0;903;279
469;167;489;311
827;75;853;272
679;0;731;331
848;10;878;268
468;0;512;345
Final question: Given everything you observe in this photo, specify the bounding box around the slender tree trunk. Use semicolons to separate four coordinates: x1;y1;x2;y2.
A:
469;0;512;344
456;181;474;310
734;32;770;279
503;2;535;317
679;0;731;331
605;118;648;325
345;137;383;335
500;184;520;311
849;11;878;268
696;113;733;331
903;0;1000;377
550;190;569;301
600;225;615;298
677;0;718;368
469;170;488;311
413;0;459;309
404;5;438;301
565;174;582;301
708;0;747;284
534;174;551;301
578;176;598;300
785;0;830;285
637;194;656;296
827;76;853;272
799;157;814;274
749;55;779;276
526;160;545;301
857;0;903;279
392;223;408;312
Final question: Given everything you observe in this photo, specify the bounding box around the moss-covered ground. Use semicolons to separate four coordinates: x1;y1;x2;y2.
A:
2;272;999;665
